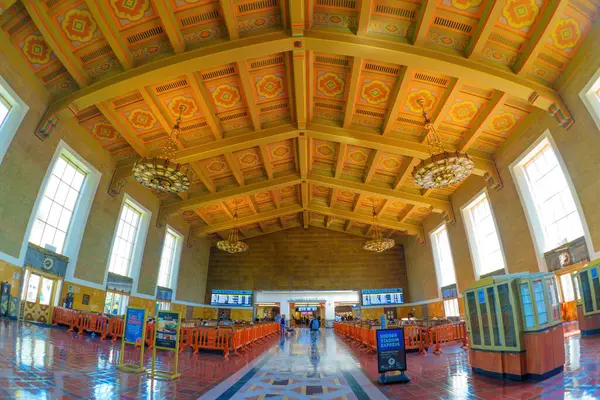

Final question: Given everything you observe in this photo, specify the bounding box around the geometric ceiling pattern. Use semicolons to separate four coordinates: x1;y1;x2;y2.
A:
1;0;597;243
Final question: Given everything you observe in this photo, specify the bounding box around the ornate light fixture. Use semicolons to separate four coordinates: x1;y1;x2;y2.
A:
132;105;190;194
412;99;474;189
217;206;248;254
363;198;395;253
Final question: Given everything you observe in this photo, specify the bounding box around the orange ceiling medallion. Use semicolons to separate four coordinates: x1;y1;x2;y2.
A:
207;159;226;172
361;80;391;105
212;84;241;109
61;9;97;43
110;0;150;21
381;156;401;171
489;112;517;134
239;152;259;166
23;35;52;65
451;0;483;10
91;122;118;141
316;72;345;97
449;101;478;123
256;73;284;99
271;144;290;159
552;18;581;50
405;89;436;113
502;0;540;29
316;143;336;158
168;95;198;119
348;150;368;164
127;109;157;130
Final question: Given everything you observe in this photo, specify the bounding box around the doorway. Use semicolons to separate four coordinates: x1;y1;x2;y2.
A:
20;268;60;324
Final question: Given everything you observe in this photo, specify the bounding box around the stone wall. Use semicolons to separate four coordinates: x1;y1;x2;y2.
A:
205;226;408;302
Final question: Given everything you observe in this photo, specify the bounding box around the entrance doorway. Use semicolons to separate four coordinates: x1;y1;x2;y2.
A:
20;268;61;324
290;303;324;326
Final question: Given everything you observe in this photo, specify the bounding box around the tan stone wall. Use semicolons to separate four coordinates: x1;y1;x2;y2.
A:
0;49;209;304
400;21;600;302
205;226;408;302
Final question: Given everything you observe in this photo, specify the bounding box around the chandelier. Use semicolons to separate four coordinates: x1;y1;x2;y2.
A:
363;198;395;253
132;105;190;194
412;99;474;189
217;207;248;254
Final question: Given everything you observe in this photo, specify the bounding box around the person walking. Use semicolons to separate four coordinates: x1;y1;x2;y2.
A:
280;314;286;335
309;316;320;342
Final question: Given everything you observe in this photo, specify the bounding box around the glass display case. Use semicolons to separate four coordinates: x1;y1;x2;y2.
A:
464;272;564;381
575;260;600;335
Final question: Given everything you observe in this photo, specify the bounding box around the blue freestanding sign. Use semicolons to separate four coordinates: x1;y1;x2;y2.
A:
124;307;146;344
376;328;411;384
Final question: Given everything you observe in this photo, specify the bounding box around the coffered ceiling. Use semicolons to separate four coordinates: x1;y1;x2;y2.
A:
1;0;597;243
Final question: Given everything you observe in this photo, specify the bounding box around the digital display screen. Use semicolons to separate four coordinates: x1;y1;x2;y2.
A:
298;306;316;312
210;290;253;308
362;288;404;306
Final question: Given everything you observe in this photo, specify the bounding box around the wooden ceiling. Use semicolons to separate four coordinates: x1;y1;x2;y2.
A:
1;0;597;243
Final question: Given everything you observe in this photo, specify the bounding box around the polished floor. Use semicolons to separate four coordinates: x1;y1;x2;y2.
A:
0;320;599;399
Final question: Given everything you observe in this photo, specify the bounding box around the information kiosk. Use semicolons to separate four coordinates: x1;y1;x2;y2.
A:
575;260;600;335
464;272;564;381
376;328;410;384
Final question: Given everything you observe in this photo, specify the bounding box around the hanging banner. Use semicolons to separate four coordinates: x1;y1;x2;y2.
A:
376;328;407;373
155;311;180;350
124;307;145;344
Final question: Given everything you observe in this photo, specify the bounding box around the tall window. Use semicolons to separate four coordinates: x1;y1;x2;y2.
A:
0;75;29;165
29;154;87;254
462;191;506;279
104;291;129;315
580;68;600;132
431;224;460;317
0;94;10;126
514;138;584;252
108;202;142;277
157;228;182;289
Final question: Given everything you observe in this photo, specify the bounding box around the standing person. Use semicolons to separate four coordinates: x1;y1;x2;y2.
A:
309;316;320;341
280;314;286;335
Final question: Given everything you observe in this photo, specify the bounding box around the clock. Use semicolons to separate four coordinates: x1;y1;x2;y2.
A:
42;256;54;271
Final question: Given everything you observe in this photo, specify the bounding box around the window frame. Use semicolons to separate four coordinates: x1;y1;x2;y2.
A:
509;130;593;272
6;141;101;282
430;222;459;298
103;194;151;296
461;188;508;280
157;226;183;291
579;66;600;133
0;74;29;165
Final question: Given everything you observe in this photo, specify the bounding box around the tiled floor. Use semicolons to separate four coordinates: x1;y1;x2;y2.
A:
1;319;600;399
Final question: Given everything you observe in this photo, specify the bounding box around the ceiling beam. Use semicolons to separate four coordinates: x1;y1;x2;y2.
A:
330;188;339;208
308;204;424;240
458;92;508;152
412;0;437;44
393;157;420;190
513;0;570;76
307;173;453;218
345;220;353;232
272;189;281;209
186;73;222;140
353;194;364;213
303;210;309;229
236;61;262;130
220;0;240;40
465;1;506;58
364;150;381;184
334;143;347;179
191;165;217;193
382;66;415;135
96;103;148;157
47;32;566;121
151;0;185;53
301;182;309;208
356;0;373;36
325;215;333;228
292;49;308;129
343;57;363;129
259;144;274;179
173;124;297;164
399;205;415;223
289;0;305;36
224;152;245;186
194;205;303;235
298;135;308;179
22;2;87;87
428;78;462;134
84;0;134;69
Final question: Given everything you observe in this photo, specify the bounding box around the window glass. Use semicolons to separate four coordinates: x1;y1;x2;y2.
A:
39;277;53;306
464;193;505;276
432;225;457;288
104;291;129;315
479;289;491;346
0;94;11;127
29;155;87;254
108;203;142;277
466;292;481;346
498;284;517;347
26;274;40;302
157;300;171;311
580;270;594;313
548;279;561;321
487;287;502;346
573;273;581;301
592;268;600;311
560;273;575;302
157;229;179;289
522;143;584;251
443;298;459;317
520;283;535;328
532;280;548;325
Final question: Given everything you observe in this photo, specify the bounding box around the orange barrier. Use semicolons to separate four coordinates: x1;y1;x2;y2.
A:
430;322;468;354
107;317;124;342
52;307;78;330
334;322;433;355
